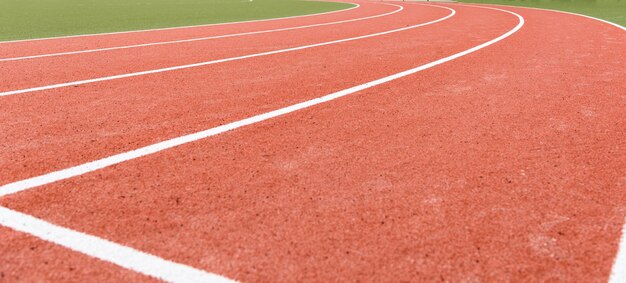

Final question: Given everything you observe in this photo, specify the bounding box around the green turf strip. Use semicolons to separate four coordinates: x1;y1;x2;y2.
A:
460;0;626;26
0;0;354;42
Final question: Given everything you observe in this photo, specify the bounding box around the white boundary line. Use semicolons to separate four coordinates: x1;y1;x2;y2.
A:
0;4;523;198
0;206;237;283
0;1;359;44
0;3;402;62
464;2;625;31
0;3;418;97
610;218;626;283
0;4;524;281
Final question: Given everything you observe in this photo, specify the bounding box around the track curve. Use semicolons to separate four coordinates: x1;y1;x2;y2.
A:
0;1;624;282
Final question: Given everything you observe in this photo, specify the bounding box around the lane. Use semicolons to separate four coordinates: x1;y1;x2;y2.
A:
2;3;623;282
0;4;391;62
0;226;157;282
0;2;406;92
0;4;529;282
0;3;479;184
0;1;362;58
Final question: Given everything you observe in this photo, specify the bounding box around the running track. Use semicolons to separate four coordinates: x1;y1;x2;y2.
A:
0;1;624;282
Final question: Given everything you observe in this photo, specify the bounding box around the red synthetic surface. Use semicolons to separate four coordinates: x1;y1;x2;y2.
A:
0;1;366;58
0;1;404;91
0;3;466;183
1;1;625;282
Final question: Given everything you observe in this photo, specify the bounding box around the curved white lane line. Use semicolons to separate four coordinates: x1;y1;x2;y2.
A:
0;4;523;199
467;2;625;31
611;218;626;283
0;206;237;283
0;1;360;44
0;5;523;281
0;3;403;62
0;3;430;97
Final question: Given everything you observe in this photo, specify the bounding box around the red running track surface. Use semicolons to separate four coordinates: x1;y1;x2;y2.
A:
0;1;624;282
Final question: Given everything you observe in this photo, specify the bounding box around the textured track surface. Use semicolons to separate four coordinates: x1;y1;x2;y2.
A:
0;1;624;281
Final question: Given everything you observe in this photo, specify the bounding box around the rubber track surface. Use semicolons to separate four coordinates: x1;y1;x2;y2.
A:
0;1;624;282
0;2;400;91
0;3;457;184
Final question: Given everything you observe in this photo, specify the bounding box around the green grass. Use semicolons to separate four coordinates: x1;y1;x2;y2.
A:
0;0;354;42
460;0;626;26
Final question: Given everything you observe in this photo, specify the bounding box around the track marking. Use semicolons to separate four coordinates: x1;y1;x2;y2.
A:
0;2;359;44
0;206;237;282
0;3;455;98
0;4;523;199
0;3;402;62
467;2;625;31
610;218;626;283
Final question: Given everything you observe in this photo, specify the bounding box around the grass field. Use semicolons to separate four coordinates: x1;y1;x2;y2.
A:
461;0;626;26
0;0;354;42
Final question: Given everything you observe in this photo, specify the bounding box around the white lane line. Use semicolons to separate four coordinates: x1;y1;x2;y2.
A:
0;3;402;62
0;2;359;44
0;3;429;98
0;4;524;198
467;2;625;30
610;217;626;283
0;206;237;283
